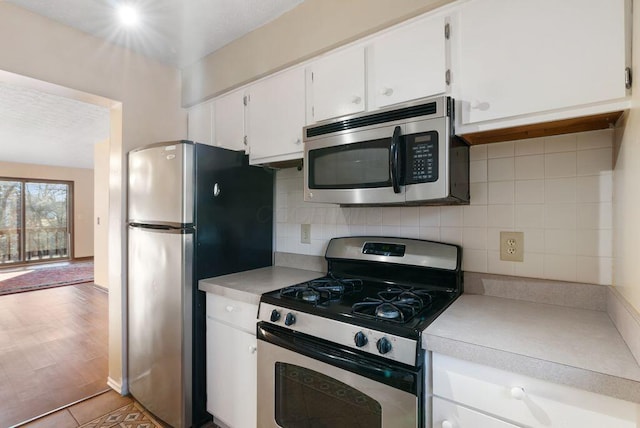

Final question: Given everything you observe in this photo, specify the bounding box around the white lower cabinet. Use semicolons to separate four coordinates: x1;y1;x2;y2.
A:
432;353;639;428
206;294;258;428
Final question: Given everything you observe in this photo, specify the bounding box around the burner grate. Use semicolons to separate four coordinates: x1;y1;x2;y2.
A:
351;287;439;323
280;276;363;306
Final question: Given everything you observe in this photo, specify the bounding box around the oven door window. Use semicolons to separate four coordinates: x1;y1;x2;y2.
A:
275;362;382;428
308;139;391;189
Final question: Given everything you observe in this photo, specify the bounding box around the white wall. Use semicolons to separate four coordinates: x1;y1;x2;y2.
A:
0;3;186;391
94;139;109;288
0;160;94;258
277;129;614;285
613;0;640;312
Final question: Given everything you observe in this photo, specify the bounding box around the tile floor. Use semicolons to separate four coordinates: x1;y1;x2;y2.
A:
20;390;162;428
21;390;220;428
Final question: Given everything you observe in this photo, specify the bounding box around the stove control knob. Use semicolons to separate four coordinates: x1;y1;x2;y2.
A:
376;337;392;355
270;309;281;322
284;313;296;326
354;331;368;347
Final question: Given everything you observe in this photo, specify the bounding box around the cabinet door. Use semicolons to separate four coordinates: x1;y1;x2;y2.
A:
369;14;448;110
458;0;626;124
214;89;246;152
433;353;638;428
247;67;306;164
306;46;366;123
187;101;214;145
206;318;257;428
433;397;519;428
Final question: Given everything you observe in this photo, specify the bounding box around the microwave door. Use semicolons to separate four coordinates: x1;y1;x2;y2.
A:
304;125;406;205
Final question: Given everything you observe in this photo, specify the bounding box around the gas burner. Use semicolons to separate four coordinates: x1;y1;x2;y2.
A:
351;287;436;323
375;303;402;320
280;276;363;306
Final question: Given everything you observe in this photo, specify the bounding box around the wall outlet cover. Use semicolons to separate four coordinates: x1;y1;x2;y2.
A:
500;231;524;262
301;224;311;244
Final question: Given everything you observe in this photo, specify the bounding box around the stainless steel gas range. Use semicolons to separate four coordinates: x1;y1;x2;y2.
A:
257;236;463;428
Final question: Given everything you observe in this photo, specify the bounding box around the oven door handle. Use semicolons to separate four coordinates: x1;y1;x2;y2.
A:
390;126;402;194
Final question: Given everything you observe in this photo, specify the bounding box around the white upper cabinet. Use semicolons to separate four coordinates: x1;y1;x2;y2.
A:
247;67;306;164
213;88;247;152
187;101;214;145
306;46;366;123
457;0;627;125
368;14;448;110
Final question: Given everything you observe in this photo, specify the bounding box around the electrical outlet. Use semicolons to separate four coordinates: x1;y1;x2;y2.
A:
301;224;311;244
500;231;524;262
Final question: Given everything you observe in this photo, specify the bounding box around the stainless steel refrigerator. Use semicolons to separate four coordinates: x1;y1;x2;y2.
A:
127;141;273;428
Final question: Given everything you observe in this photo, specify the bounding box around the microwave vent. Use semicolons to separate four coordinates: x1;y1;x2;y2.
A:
306;102;438;138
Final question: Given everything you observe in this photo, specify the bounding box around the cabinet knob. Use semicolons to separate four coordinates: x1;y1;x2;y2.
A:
213;183;221;197
510;386;526;400
295;138;302;145
441;420;454;428
249;345;257;354
225;305;234;312
381;88;394;96
352;95;362;105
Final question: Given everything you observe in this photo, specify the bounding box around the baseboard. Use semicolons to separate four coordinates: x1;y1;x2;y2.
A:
107;377;124;394
73;256;94;262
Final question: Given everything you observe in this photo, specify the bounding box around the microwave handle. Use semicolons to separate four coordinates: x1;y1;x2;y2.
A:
390;126;401;194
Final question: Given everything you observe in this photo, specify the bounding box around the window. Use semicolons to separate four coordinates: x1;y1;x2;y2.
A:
0;178;72;265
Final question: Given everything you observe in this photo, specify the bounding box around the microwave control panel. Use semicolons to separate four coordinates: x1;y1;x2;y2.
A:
405;131;439;184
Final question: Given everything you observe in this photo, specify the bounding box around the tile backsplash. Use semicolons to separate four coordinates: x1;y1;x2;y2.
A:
275;129;614;285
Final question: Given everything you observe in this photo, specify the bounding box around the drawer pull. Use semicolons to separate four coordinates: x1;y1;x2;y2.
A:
441;420;454;428
225;305;234;312
510;386;526;400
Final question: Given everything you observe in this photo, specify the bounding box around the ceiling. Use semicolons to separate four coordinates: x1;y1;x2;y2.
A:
0;82;109;169
1;0;304;170
5;0;305;68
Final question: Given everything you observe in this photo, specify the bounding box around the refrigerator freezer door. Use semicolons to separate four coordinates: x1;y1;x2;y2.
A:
128;141;194;226
128;225;193;428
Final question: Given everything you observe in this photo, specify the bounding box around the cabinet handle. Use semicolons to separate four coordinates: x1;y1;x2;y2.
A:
470;100;490;111
352;95;362;105
441;420;454;428
249;345;257;354
510;386;526;400
381;88;394;96
225;305;234;312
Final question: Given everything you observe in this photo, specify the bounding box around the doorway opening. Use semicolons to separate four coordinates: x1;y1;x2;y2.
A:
0;69;121;427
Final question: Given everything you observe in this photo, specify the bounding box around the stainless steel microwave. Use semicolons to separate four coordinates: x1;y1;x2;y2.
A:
303;96;469;205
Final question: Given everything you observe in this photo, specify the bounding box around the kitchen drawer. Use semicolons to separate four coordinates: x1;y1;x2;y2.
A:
432;353;638;428
205;293;258;333
433;396;519;428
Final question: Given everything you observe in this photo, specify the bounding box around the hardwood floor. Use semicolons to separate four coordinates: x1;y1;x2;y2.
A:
0;283;109;427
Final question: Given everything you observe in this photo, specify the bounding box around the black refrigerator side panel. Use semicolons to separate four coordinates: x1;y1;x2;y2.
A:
191;143;274;426
194;143;274;278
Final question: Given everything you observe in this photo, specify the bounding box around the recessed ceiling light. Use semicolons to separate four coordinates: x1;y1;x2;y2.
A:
117;4;139;27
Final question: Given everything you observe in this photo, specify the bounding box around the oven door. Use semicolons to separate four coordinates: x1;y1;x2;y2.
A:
304;124;406;205
257;323;420;428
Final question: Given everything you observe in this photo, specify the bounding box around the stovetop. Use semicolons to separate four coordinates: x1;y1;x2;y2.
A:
258;236;463;366
260;274;459;339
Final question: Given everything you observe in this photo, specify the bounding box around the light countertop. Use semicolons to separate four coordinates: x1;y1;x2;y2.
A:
198;266;323;305
423;294;640;403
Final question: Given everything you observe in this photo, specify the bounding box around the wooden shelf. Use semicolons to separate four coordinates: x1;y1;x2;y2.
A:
459;111;624;145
